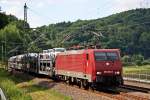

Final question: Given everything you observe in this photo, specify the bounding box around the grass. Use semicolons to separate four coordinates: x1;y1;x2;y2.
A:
0;66;71;100
123;65;150;74
0;68;32;100
29;90;71;100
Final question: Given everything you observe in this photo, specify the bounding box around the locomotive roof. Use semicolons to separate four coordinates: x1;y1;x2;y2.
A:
93;49;120;52
57;49;120;55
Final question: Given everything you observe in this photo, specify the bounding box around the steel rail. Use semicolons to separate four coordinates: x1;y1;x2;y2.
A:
0;88;7;100
120;84;150;93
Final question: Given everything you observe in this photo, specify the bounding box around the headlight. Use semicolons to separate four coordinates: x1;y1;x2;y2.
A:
115;71;120;75
97;72;102;75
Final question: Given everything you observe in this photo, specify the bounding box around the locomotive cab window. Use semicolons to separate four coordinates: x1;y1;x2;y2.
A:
95;52;107;61
94;52;119;61
107;52;118;60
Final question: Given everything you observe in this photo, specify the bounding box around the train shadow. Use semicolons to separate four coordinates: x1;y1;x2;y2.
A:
96;87;121;94
37;80;57;89
27;72;58;89
8;70;35;84
9;70;58;92
19;84;48;93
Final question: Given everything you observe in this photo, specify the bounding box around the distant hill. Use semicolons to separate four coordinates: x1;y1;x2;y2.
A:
36;8;150;58
0;8;150;59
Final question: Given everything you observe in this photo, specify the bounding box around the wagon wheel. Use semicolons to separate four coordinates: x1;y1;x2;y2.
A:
82;80;89;90
65;77;70;85
78;80;84;89
68;78;73;85
66;80;70;85
89;83;94;92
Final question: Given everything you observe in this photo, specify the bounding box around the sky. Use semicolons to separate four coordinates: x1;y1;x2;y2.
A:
0;0;149;28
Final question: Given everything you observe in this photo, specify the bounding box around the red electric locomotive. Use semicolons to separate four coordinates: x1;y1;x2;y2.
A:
55;49;123;88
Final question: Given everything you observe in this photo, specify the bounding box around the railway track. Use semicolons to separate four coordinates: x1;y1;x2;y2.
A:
119;84;150;93
61;82;150;100
95;87;150;100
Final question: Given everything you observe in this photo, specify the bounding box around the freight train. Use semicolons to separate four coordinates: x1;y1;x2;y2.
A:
8;48;123;89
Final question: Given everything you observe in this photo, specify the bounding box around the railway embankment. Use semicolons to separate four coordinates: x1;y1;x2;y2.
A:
0;67;71;100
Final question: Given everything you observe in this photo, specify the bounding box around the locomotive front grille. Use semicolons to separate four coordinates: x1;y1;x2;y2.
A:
96;76;115;83
96;75;123;86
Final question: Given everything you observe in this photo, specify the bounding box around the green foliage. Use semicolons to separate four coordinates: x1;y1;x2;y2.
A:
27;45;42;53
0;13;17;29
142;59;150;65
122;55;133;66
35;8;150;59
0;8;150;60
0;13;9;29
132;54;144;66
0;22;21;42
122;54;147;66
0;68;32;100
0;67;71;100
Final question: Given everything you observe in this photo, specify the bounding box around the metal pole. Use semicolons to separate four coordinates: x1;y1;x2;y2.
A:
2;44;3;68
24;3;28;29
4;32;7;70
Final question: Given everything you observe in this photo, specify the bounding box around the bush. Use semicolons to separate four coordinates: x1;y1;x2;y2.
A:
135;60;142;66
122;55;130;62
122;55;134;66
122;54;148;66
131;54;144;66
142;59;150;65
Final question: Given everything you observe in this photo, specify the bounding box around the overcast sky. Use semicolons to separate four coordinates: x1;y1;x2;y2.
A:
0;0;149;28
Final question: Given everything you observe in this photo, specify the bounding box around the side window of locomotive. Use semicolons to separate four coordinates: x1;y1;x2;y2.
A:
106;52;118;60
86;54;89;60
95;52;107;61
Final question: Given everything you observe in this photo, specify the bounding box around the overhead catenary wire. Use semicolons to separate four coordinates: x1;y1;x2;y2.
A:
28;7;56;24
25;0;31;4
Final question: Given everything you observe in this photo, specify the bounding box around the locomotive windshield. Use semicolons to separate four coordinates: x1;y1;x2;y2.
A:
95;52;119;61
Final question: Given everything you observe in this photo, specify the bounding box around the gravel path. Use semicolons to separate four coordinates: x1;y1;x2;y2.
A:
34;78;113;100
53;84;113;100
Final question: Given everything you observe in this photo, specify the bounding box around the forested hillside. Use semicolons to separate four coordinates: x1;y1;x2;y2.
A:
0;8;150;62
36;8;150;58
0;12;30;58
